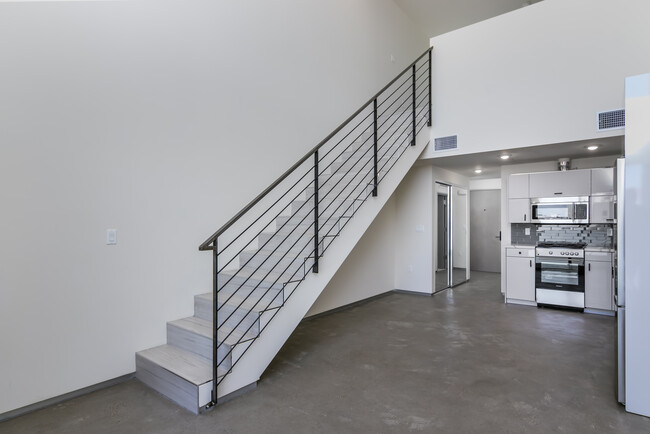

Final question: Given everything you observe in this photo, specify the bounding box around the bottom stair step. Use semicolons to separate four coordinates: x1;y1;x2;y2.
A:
136;344;226;414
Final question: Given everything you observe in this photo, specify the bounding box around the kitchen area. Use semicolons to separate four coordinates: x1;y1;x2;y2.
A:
504;160;619;316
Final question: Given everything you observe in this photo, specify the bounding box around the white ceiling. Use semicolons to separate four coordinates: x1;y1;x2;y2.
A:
394;0;544;38
419;136;624;179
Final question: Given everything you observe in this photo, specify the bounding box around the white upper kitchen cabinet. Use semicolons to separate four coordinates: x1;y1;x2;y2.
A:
508;198;530;223
508;173;530;199
529;169;591;198
591;168;615;195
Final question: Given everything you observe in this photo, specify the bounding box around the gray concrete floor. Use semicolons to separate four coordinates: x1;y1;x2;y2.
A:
2;272;649;433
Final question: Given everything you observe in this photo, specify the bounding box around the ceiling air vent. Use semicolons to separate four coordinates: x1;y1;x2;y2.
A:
597;109;625;131
434;135;458;151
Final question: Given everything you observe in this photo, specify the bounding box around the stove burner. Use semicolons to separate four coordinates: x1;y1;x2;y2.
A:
537;242;587;249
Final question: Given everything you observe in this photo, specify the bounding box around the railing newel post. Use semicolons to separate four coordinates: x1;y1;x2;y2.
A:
411;64;416;146
428;49;432;127
210;240;218;408
313;151;319;273
373;99;378;197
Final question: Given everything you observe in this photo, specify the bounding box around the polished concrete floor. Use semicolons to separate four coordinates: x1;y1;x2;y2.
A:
2;272;649;433
435;267;468;292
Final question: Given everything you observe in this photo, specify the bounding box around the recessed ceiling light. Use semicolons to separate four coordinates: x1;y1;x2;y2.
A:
587;145;599;151
474;169;482;174
500;154;510;160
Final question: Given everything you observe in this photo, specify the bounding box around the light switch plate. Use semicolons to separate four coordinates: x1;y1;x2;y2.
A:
106;229;117;245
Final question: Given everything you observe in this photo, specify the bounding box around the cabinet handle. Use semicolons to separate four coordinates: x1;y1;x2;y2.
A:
588;263;591;271
524;213;527;222
530;259;532;267
554;192;562;195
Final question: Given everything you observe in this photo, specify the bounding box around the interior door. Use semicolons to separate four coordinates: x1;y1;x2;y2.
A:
451;186;469;286
470;189;501;273
435;188;450;292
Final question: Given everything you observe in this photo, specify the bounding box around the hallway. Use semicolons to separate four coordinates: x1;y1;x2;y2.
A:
2;272;648;433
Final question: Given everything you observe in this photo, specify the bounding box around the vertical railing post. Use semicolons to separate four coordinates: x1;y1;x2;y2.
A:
373;99;378;197
411;64;416;146
210;241;219;408
427;49;432;127
313;151;319;273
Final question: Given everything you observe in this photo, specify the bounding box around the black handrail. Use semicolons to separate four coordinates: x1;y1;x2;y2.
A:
201;47;432;410
199;47;433;251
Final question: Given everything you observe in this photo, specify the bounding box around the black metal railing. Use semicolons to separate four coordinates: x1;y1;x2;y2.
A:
199;47;432;408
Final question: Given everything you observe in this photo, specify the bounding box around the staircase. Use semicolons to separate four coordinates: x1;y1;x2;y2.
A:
135;48;433;414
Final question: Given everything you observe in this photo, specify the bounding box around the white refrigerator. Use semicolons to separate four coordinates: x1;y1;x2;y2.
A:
622;73;650;417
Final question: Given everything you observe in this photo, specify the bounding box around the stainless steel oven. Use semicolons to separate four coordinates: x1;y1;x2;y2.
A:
535;243;585;309
530;197;589;224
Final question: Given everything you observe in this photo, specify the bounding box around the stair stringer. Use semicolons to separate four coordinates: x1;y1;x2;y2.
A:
215;127;430;399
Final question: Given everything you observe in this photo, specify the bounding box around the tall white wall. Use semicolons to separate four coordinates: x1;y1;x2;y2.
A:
423;0;650;159
0;0;426;414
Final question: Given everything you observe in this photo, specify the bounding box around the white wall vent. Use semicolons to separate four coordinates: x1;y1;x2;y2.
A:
434;135;458;151
597;109;625;131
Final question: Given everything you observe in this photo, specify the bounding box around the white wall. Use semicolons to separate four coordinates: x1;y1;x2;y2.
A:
0;0;427;414
307;197;396;316
623;73;650;418
423;0;650;160
394;165;434;293
469;178;501;191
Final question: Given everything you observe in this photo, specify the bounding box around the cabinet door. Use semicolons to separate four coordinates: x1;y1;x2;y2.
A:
590;195;616;223
508;199;530;223
508;174;530;199
529;170;591;198
591;168;615;196
506;256;535;301
585;260;613;310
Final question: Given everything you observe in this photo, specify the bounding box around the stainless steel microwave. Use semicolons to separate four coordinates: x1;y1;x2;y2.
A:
530;197;589;224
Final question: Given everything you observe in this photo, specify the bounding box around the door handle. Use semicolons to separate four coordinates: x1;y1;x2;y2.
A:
495;231;502;241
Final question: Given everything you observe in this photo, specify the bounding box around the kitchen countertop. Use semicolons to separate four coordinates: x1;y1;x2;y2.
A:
505;245;615;252
585;246;615;252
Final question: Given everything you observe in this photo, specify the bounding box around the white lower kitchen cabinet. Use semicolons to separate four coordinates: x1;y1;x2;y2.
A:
585;251;614;314
506;247;536;306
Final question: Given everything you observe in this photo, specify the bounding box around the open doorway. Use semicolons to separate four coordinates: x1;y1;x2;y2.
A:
435;189;449;292
435;182;469;292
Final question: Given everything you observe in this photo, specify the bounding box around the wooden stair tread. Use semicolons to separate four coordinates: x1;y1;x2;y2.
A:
136;344;227;386
168;316;258;346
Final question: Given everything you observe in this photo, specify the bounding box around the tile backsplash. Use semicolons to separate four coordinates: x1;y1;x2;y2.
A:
511;224;615;248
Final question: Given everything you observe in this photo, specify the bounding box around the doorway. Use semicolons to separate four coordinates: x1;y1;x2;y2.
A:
469;189;501;273
435;191;449;292
435;182;469;292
